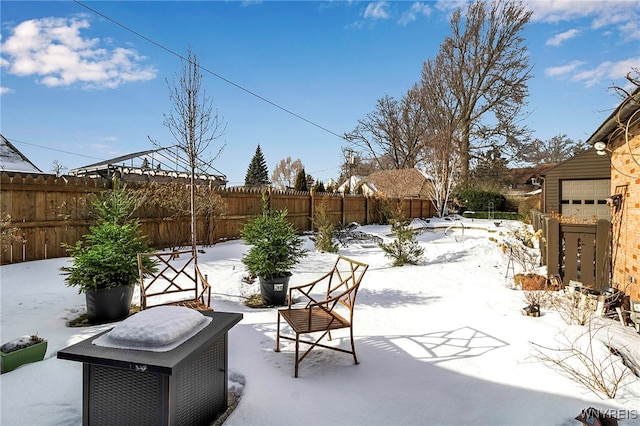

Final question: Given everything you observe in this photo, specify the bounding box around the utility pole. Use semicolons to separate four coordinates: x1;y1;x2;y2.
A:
346;149;354;194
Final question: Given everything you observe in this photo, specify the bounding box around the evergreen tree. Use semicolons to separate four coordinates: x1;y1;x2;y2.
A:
313;181;326;193
294;168;307;191
379;204;424;266
310;197;338;253
245;145;269;187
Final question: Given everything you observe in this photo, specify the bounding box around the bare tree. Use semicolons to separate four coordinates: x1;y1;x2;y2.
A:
51;160;67;177
518;134;584;165
271;157;303;190
163;47;226;252
344;88;427;170
424;138;460;217
337;148;377;184
435;0;532;185
420;57;462;217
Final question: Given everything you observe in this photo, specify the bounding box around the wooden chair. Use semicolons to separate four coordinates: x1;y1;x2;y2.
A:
275;255;369;377
137;250;212;311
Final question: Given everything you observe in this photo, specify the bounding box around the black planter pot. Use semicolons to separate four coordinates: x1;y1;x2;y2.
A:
259;274;291;306
85;286;134;324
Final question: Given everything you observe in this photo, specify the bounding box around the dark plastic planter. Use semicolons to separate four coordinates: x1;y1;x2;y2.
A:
1;339;48;373
86;286;134;324
259;274;291;306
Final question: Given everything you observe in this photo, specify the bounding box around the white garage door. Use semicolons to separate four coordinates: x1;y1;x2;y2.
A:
561;179;611;221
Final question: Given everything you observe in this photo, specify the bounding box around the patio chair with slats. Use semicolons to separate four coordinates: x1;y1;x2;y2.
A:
275;255;369;377
138;250;212;311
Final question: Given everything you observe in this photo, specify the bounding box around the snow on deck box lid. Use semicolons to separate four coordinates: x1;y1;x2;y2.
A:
92;306;212;352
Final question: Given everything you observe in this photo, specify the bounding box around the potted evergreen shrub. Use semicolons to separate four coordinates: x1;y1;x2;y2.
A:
240;197;307;306
60;179;156;324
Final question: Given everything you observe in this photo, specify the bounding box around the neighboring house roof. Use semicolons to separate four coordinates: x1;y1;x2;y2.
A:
357;168;432;198
510;165;556;186
337;175;364;194
0;134;43;174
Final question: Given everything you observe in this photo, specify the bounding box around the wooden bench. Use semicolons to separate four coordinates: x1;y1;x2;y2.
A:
275;255;369;377
137;250;212;311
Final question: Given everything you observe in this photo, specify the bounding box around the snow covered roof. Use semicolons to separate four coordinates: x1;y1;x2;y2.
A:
359;168;432;198
337;175;364;194
0;135;42;174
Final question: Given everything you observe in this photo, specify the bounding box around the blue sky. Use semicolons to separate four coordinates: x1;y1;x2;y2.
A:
1;1;639;186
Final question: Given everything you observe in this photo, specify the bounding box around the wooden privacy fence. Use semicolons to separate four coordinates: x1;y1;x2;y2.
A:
1;173;436;264
530;210;611;291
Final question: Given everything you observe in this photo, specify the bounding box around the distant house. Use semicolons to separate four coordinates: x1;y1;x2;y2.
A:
585;86;640;299
349;168;432;199
540;149;612;222
336;175;364;194
507;165;555;196
70;147;227;187
0;134;43;175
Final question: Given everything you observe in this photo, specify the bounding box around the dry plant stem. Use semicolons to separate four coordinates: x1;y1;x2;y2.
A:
530;321;632;399
523;289;554;309
550;290;599;326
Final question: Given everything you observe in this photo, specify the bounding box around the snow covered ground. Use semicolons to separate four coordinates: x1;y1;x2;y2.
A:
1;217;639;425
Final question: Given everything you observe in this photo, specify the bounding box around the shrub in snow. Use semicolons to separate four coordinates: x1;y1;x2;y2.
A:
378;205;424;266
310;197;338;253
240;195;307;280
530;321;635;399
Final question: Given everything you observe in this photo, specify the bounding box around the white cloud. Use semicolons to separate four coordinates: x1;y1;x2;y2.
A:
545;57;640;88
398;2;432;26
0;16;157;89
434;0;468;14
364;2;390;20
528;1;640;40
572;57;640;87
618;20;640;41
544;60;585;78
240;0;263;7
0;87;14;95
546;28;580;46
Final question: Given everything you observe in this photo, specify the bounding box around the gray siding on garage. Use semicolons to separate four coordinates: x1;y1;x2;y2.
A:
542;149;611;217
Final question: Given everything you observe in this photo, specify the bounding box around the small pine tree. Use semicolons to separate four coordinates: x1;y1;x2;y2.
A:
313;181;326;193
294;168;307;191
379;204;424;266
311;197;338;253
245;145;270;187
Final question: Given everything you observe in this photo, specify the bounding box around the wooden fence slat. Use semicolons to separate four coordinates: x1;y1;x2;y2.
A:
1;172;436;264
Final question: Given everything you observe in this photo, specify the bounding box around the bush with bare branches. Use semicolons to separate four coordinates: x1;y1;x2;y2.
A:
0;213;21;252
550;289;601;326
530;321;635;399
136;182;226;250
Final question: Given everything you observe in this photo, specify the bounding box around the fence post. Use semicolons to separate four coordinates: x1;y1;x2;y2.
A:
545;216;560;277
309;189;315;232
364;196;369;225
595;219;611;289
539;213;548;266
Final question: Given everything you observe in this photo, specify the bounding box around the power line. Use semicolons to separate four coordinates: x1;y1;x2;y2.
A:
72;0;347;141
8;138;105;161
